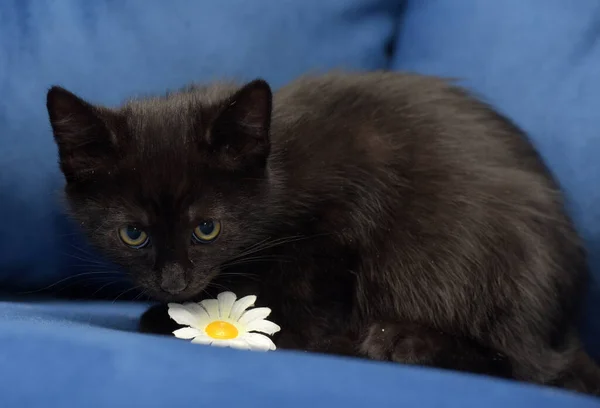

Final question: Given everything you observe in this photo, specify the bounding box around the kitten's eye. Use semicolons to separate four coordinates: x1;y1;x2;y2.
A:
192;220;221;243
118;226;150;248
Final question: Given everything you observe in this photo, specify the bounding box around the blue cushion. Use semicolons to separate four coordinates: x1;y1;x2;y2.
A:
392;0;600;355
0;0;400;292
2;2;600;406
2;300;599;408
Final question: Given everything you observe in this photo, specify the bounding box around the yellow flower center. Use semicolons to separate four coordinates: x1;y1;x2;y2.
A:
205;321;239;340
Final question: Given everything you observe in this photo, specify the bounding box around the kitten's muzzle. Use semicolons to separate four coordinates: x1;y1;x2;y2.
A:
159;263;189;294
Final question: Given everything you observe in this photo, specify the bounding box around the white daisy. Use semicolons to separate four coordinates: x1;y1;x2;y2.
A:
167;291;281;351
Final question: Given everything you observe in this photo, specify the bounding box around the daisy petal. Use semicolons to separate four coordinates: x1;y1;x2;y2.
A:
226;338;251;350
200;299;220;320
167;303;198;326
173;327;203;339
229;295;257;321
244;332;276;351
217;291;237;319
182;302;211;325
191;335;213;345
211;340;232;348
246;319;281;335
238;307;272;325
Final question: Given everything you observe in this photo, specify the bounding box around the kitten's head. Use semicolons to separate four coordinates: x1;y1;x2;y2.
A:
47;80;274;301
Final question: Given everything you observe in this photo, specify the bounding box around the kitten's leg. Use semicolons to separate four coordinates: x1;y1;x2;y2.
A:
360;322;512;378
551;349;600;395
496;330;600;396
139;304;181;335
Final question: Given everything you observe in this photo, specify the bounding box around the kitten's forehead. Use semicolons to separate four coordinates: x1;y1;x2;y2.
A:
123;82;240;119
102;82;254;216
114;102;206;205
124;98;199;150
120;82;240;153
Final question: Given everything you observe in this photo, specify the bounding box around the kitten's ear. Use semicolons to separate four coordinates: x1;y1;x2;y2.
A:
209;79;272;169
46;86;117;182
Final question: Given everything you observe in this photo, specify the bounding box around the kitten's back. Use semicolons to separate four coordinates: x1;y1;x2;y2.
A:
269;71;585;347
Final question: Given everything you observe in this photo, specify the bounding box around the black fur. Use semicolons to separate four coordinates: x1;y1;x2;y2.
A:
47;72;599;395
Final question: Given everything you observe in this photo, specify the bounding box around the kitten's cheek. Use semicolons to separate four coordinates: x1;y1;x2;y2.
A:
187;268;220;294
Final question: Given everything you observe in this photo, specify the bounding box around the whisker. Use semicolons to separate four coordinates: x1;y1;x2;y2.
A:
221;254;293;267
218;271;260;278
19;271;125;295
62;251;109;266
64;264;119;271
235;236;302;255
228;233;330;262
207;282;231;293
67;243;102;259
237;236;274;253
217;273;261;283
133;290;148;302
227;237;289;259
201;288;216;300
220;258;293;270
112;285;142;304
90;280;127;297
47;276;120;295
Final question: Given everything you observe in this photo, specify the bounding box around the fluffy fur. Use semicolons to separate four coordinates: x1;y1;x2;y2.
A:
47;72;599;395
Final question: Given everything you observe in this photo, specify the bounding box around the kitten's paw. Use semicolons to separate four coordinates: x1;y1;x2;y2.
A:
361;322;441;364
139;304;181;335
360;322;512;378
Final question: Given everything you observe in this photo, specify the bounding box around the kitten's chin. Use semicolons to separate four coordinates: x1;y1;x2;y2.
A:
143;286;206;303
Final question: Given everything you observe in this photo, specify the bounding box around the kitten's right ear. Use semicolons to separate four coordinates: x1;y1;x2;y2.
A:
208;79;272;170
46;86;117;182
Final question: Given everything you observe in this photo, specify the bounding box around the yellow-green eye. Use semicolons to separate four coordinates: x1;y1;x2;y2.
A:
118;226;150;248
192;220;221;243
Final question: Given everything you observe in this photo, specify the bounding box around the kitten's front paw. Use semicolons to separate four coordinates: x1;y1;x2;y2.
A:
139;304;181;335
361;322;512;378
361;322;441;364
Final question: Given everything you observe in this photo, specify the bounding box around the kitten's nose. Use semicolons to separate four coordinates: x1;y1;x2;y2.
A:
161;277;188;294
160;264;188;294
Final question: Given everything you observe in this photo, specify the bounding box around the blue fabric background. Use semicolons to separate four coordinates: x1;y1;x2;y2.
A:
2;300;599;408
1;0;599;407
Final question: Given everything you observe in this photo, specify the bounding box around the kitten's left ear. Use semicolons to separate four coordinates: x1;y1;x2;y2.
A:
47;86;119;182
209;79;272;169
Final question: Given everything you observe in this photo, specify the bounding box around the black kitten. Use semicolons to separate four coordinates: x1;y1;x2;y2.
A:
47;72;600;395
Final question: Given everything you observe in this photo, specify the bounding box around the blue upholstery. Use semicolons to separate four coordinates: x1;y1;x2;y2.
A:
0;1;599;407
2;300;599;408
